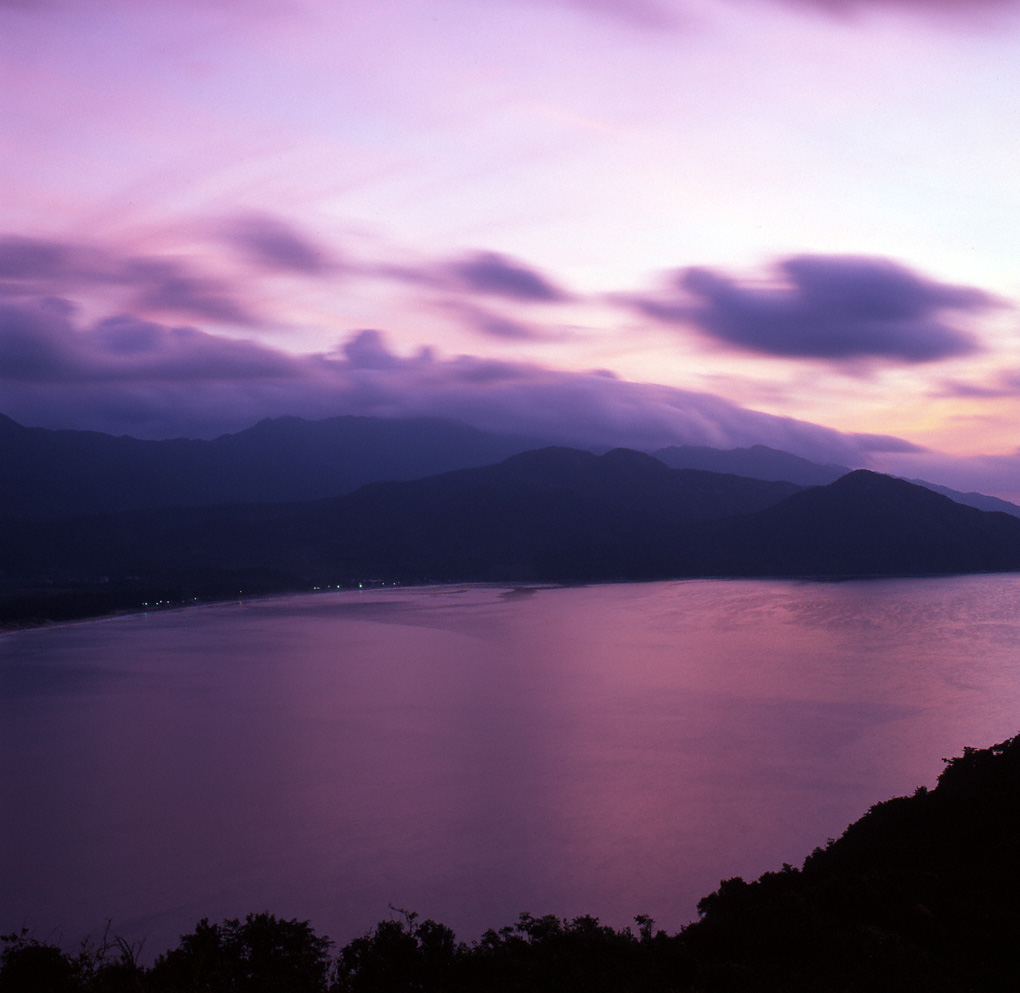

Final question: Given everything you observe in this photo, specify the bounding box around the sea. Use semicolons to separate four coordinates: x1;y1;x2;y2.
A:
3;575;1020;957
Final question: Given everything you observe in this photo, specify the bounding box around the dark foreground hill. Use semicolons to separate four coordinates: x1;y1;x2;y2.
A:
4;733;1019;992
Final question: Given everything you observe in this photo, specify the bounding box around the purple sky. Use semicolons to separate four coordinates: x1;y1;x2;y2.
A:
3;0;1020;496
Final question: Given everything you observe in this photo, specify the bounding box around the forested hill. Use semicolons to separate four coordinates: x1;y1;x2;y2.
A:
5;451;1020;612
4;411;1018;521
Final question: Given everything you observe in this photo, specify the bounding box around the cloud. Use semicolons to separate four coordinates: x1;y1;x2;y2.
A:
340;328;405;369
513;0;1020;31
0;230;575;338
445;251;570;303
221;214;336;276
850;432;928;454
0;234;258;325
626;254;992;364
0;301;296;384
776;0;1020;15
442;300;547;340
0;306;886;466
0;236;76;281
0;235;117;289
548;0;682;28
7;314;1017;496
126;259;258;326
936;371;1020;399
368;249;574;315
0;302;81;381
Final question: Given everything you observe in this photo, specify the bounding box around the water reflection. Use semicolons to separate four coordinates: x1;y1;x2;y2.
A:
3;576;1020;956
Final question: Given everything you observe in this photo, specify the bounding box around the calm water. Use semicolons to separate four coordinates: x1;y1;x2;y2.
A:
3;576;1020;955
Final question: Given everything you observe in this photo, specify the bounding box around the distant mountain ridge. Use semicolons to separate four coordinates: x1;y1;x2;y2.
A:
0;412;545;518
654;440;1020;519
652;442;850;486
3;412;1018;523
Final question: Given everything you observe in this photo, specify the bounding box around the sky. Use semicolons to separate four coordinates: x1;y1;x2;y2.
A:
3;0;1020;497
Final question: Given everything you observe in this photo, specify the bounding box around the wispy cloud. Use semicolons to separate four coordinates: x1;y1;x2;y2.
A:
220;214;338;276
0;234;258;326
443;251;572;303
774;0;1020;17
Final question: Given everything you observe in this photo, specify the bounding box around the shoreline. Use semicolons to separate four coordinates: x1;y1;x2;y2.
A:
0;580;560;637
2;568;1006;638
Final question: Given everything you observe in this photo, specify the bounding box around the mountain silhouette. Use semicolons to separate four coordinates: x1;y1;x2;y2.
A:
0;447;802;585
653;442;850;486
5;453;1020;601
4;412;1017;524
0;412;544;518
701;469;1020;576
653;439;1020;518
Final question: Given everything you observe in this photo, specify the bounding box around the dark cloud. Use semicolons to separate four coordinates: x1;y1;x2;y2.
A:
0;234;258;325
90;315;295;380
447;251;570;303
0;303;81;381
127;259;257;326
222;214;336;275
628;255;991;364
0;235;117;290
341;329;403;369
0;301;295;384
0;230;568;333
0;236;76;280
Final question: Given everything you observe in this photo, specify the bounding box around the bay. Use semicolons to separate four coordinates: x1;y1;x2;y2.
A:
3;575;1020;956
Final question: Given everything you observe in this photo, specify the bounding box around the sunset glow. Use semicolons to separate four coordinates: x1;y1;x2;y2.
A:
3;0;1020;496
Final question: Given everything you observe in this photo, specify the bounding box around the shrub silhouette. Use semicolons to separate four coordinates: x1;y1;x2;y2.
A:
147;913;334;993
4;734;1020;992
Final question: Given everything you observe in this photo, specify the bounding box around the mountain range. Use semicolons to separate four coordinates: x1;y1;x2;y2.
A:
0;412;543;518
5;429;1020;603
3;412;1017;519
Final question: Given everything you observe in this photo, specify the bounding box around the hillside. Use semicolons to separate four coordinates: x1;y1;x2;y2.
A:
5;455;1020;615
701;469;1020;576
0;448;804;588
0;413;544;517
